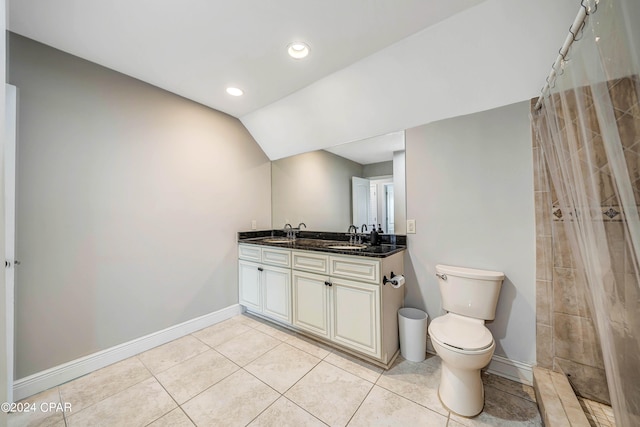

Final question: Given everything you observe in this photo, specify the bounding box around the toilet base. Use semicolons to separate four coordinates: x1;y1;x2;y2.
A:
438;362;485;417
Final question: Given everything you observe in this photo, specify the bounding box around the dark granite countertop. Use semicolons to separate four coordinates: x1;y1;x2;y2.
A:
238;230;406;258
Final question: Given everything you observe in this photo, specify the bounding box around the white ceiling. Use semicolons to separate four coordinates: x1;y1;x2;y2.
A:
8;0;578;161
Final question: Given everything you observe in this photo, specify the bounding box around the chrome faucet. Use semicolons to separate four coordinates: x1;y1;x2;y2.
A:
358;224;369;244
283;223;293;239
291;222;306;240
347;224;358;244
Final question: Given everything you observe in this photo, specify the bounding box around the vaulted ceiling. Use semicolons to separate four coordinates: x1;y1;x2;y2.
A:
9;0;577;160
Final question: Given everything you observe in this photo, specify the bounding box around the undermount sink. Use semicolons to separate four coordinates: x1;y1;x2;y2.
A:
261;238;291;243
326;245;367;250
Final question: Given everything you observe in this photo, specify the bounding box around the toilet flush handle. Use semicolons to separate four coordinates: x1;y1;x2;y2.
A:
435;273;447;281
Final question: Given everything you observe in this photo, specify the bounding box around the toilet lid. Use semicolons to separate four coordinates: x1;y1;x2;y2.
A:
429;314;493;351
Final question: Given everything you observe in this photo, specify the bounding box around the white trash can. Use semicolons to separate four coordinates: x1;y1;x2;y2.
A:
398;307;428;362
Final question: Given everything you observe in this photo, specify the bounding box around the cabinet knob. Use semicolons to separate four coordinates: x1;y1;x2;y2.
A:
324;281;332;287
258;267;264;272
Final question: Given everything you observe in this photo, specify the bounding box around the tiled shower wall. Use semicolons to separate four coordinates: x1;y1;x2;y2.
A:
532;76;640;405
533;157;609;404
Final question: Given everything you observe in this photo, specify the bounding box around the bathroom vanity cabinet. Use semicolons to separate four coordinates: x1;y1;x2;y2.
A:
292;251;383;359
238;241;405;367
238;245;292;324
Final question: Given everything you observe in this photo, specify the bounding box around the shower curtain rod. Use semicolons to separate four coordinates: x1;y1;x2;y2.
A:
533;1;597;111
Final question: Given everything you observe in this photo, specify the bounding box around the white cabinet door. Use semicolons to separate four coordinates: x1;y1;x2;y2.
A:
262;265;292;324
239;260;261;312
292;271;330;339
331;277;381;358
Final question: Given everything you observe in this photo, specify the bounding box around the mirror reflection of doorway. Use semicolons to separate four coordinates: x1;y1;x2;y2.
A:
352;176;393;233
351;176;370;228
368;184;377;228
385;183;394;234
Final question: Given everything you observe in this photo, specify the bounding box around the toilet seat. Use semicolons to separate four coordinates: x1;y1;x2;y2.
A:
429;313;493;351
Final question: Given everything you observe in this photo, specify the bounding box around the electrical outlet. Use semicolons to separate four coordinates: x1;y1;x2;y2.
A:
407;219;416;234
251;220;257;230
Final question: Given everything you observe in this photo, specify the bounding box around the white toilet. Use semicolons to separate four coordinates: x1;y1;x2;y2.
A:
428;264;504;417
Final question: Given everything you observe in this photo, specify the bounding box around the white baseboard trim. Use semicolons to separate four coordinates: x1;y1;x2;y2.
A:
13;304;242;401
485;354;533;386
426;337;533;386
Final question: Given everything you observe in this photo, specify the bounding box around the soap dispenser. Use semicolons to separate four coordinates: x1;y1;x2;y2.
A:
370;224;380;246
377;224;383;233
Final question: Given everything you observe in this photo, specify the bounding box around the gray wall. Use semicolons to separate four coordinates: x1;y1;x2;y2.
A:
404;101;536;364
363;161;392;178
272;150;363;232
9;34;272;378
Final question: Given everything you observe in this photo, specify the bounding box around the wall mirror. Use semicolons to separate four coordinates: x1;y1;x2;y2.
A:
271;131;406;234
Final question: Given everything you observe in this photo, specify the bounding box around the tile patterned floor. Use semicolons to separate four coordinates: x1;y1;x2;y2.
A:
9;314;542;427
579;397;616;427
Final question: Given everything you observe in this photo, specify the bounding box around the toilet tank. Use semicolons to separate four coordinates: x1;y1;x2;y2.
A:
435;264;505;320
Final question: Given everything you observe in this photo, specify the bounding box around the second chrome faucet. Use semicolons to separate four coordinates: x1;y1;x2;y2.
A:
284;222;306;240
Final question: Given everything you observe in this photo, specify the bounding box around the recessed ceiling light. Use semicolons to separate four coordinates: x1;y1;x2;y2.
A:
226;87;244;96
287;41;310;59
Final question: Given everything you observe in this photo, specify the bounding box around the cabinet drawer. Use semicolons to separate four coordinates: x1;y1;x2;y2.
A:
330;255;380;283
238;244;261;262
292;251;330;274
262;247;291;268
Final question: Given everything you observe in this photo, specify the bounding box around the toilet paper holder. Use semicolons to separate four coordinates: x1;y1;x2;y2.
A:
383;272;403;286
